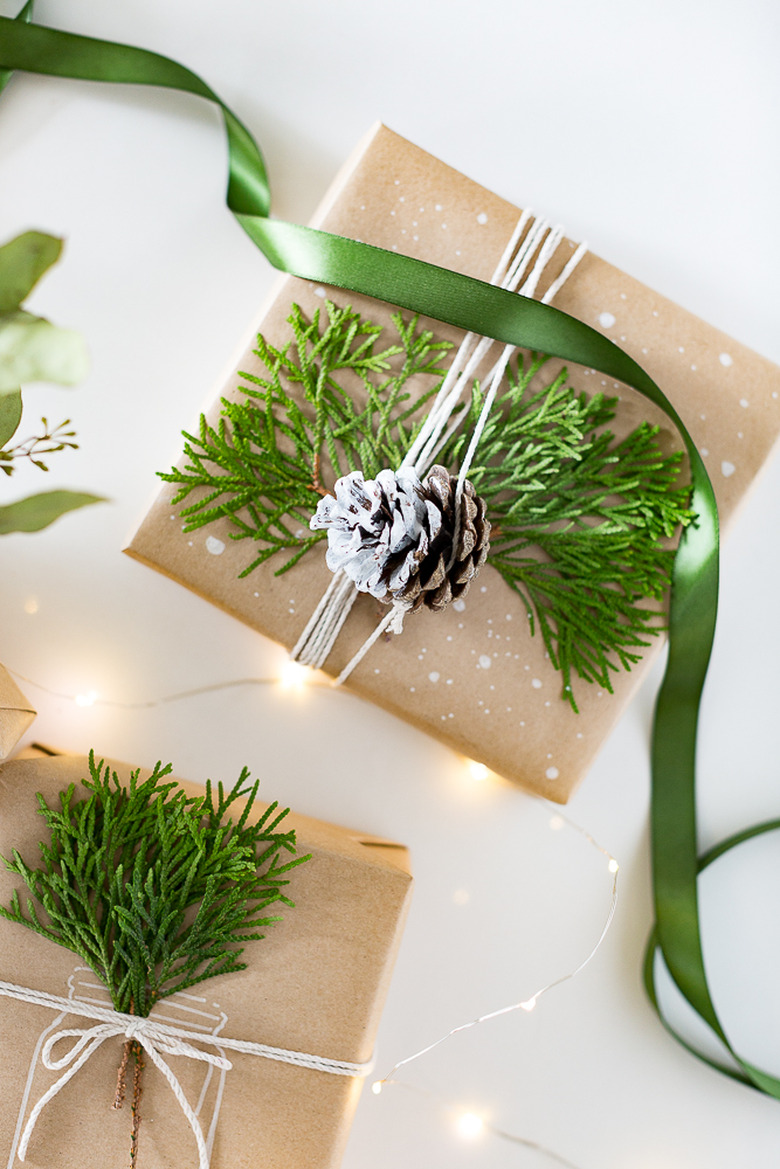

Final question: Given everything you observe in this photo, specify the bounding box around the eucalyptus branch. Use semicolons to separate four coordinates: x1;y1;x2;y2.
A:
0;415;78;476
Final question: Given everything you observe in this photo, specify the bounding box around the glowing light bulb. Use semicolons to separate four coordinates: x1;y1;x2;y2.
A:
23;597;39;615
75;691;98;708
279;661;311;690
519;997;537;1012
549;814;565;831
455;1111;485;1140
371;1081;383;1096
608;858;619;874
468;760;489;782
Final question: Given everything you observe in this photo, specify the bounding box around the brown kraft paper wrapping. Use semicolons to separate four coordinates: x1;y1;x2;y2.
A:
0;665;35;761
0;751;412;1169
127;124;780;802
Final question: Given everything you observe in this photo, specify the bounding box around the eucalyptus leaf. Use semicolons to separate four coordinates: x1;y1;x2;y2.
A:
0;310;89;393
0;231;62;312
0;389;22;446
0;489;104;534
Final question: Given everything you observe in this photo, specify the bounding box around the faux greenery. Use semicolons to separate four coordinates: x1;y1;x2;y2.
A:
0;753;308;1017
0;230;102;534
161;301;694;709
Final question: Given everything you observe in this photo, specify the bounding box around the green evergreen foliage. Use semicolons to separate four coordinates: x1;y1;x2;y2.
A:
160;302;694;707
0;754;308;1016
160;302;452;575
436;354;694;707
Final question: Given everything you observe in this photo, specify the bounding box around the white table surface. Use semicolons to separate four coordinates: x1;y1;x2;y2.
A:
1;2;779;1166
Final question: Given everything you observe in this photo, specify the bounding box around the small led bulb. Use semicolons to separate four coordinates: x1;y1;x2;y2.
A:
468;760;489;782
279;661;311;690
456;1112;485;1140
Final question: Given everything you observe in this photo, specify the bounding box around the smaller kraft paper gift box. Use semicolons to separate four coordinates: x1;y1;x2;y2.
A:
128;125;780;802
0;749;412;1169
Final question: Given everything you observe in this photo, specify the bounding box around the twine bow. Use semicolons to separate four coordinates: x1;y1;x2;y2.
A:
0;981;370;1169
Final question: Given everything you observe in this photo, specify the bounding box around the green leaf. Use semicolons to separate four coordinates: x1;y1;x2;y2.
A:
0;310;89;394
0;231;62;312
0;389;22;446
0;489;104;534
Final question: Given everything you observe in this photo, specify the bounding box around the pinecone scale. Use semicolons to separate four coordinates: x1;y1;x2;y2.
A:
310;465;491;613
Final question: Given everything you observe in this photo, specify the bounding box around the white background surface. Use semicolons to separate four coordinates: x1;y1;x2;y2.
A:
1;2;780;1166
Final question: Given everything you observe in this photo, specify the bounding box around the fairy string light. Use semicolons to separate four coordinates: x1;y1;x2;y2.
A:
385;1082;588;1167
372;811;618;1080
6;664;327;709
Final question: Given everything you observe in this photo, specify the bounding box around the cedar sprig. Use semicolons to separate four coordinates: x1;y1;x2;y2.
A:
0;753;309;1016
436;353;695;707
159;305;694;707
159;301;452;576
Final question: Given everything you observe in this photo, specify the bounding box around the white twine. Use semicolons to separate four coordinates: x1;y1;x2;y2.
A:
290;568;358;669
333;599;408;686
291;217;588;681
0;980;371;1169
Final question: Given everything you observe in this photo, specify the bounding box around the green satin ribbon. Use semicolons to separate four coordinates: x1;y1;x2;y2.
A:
1;4;776;1097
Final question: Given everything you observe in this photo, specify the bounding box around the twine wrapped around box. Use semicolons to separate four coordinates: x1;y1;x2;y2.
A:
128;124;780;801
0;750;412;1169
0;979;371;1169
4;9;780;1101
292;213;588;684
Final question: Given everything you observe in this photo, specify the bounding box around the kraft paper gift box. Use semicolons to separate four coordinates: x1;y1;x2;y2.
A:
127;124;780;802
0;664;35;759
0;749;412;1169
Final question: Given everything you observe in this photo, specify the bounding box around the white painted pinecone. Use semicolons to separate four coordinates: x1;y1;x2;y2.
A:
310;465;490;613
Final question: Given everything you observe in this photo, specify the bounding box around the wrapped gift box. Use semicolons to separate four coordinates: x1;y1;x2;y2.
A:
0;664;35;757
127;124;780;801
0;749;412;1169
